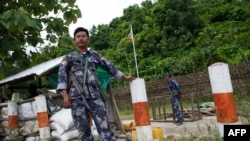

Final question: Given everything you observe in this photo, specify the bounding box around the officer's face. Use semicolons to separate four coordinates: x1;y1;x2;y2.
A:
164;76;170;81
74;31;89;48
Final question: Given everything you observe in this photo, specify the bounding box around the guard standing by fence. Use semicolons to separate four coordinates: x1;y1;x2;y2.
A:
164;72;183;125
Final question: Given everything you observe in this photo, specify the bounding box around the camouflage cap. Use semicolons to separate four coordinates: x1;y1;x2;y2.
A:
164;72;172;78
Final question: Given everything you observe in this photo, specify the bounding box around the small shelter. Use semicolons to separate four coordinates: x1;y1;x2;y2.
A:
0;56;125;140
0;56;64;89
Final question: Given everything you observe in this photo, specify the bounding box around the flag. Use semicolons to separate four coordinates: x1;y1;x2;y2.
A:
127;28;133;40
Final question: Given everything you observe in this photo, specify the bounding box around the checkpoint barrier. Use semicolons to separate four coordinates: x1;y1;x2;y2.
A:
7;101;19;138
35;95;50;140
0;92;124;141
208;62;240;137
130;78;153;141
0;94;57;141
0;98;38;140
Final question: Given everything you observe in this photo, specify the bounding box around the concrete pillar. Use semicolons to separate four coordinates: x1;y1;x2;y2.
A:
35;95;50;140
130;78;153;141
208;62;240;137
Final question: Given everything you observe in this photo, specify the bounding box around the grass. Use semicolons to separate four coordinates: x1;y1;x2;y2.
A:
119;108;134;120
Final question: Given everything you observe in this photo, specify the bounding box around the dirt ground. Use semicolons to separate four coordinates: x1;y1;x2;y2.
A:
151;116;218;138
122;116;219;139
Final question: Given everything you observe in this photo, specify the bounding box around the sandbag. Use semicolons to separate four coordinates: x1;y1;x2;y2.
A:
0;107;8;119
18;101;37;119
50;121;65;135
25;136;39;141
49;108;74;130
20;120;39;136
51;129;79;141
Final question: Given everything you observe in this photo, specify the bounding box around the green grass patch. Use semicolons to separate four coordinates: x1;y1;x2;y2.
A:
119;108;134;120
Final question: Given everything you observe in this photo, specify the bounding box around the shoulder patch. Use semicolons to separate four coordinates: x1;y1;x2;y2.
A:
61;57;67;65
101;55;106;60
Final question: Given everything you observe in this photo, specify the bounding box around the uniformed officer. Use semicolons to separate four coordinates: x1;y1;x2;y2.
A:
57;27;135;141
164;72;183;126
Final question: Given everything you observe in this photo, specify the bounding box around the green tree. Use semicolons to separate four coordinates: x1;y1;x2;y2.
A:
195;0;250;67
0;0;81;78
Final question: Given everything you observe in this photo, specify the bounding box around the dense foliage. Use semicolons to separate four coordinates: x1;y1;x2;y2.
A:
0;0;249;88
0;0;81;79
89;0;250;82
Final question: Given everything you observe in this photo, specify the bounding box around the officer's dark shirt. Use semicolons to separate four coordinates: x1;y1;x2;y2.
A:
57;48;123;99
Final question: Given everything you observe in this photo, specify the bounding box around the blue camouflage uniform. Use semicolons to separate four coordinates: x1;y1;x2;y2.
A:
167;79;183;123
57;48;123;141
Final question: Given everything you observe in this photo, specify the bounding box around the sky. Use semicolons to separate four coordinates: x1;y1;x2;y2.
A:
68;0;145;37
28;0;145;53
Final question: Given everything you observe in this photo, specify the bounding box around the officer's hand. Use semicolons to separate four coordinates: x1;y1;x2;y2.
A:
63;93;71;108
122;75;136;82
178;93;183;99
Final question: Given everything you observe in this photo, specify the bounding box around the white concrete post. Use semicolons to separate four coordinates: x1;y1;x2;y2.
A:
130;78;153;141
35;95;50;140
208;62;240;137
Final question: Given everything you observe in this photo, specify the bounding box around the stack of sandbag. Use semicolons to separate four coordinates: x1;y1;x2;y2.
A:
49;108;99;141
49;108;79;141
0;100;40;140
0;106;9;134
18;101;39;137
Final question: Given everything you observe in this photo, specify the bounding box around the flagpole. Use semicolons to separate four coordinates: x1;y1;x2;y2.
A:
130;24;139;78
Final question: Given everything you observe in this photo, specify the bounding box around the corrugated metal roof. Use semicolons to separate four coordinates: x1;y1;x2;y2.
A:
0;56;65;87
